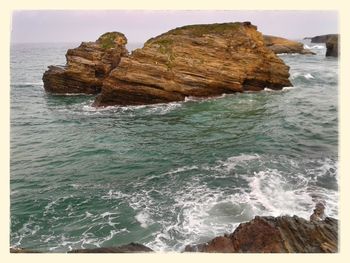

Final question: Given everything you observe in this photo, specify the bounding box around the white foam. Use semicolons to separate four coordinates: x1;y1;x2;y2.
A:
304;73;315;79
135;211;153;228
218;154;260;172
264;87;274;92
282;86;295;91
310;45;325;49
162;165;199;176
244;169;313;217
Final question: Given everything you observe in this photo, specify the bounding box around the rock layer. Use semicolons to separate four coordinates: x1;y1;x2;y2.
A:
184;215;338;253
43;32;128;94
263;35;315;55
94;22;292;106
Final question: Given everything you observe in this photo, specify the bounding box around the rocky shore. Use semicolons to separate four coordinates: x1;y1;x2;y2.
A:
10;204;338;253
43;22;296;106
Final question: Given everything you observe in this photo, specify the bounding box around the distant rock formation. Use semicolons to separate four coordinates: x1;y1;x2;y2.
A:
325;35;339;57
43;32;128;94
309;34;338;43
184;204;338;253
93;22;292;106
263;35;315;55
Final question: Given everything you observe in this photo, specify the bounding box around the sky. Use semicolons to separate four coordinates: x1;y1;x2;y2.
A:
11;10;338;44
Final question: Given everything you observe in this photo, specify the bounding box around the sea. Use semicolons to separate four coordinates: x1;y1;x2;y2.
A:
10;41;338;252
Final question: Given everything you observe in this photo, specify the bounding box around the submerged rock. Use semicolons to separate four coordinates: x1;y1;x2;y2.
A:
325;35;339;57
263;35;315;55
184;204;338;253
43;32;128;94
93;22;292;106
68;242;153;253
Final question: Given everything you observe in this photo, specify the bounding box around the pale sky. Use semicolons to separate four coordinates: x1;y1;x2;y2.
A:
11;10;338;44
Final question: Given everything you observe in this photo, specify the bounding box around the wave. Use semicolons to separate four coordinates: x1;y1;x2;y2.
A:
304;73;315;79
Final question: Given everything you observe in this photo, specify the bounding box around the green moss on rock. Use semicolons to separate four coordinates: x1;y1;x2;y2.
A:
97;32;127;49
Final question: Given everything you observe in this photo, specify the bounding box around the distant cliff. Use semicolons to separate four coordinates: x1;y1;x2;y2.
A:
308;34;338;43
263;35;314;55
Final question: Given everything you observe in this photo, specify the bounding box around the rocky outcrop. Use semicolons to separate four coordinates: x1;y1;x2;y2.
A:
325;35;339;57
263;35;315;55
310;34;338;43
68;243;153;253
43;32;128;94
184;204;338;253
93;22;292;106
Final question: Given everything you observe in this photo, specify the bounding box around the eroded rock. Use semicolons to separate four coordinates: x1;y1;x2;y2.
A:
94;22;292;106
184;204;338;253
43;32;128;94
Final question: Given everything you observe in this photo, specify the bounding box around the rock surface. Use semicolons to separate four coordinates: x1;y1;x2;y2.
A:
325;35;339;57
10;243;153;253
68;242;153;253
184;215;338;253
263;35;315;55
93;22;292;106
43;32;128;94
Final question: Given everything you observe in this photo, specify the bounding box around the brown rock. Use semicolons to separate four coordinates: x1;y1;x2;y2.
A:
326;35;339;57
94;22;292;106
184;214;338;253
263;35;315;55
43;32;128;94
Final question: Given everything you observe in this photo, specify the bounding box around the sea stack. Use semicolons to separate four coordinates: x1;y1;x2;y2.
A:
94;22;292;106
42;32;128;94
43;22;293;105
325;35;339;57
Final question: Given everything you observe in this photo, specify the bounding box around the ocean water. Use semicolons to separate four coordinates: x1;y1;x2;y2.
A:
10;41;338;252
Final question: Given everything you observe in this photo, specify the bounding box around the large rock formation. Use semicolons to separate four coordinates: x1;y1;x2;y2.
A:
43;32;128;94
325;35;339;57
93;22;292;106
263;35;315;55
184;205;338;253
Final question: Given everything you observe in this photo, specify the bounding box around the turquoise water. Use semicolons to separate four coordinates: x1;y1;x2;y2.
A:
10;42;338;252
